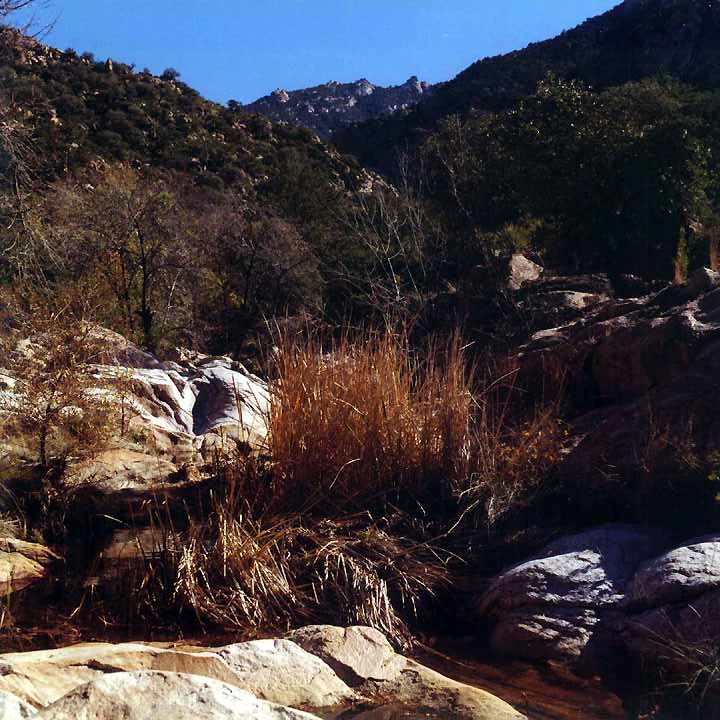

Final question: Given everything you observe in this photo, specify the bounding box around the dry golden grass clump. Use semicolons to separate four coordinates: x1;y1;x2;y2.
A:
171;497;450;641
265;332;475;515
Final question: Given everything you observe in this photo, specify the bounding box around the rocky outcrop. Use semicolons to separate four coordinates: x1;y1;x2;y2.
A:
0;538;58;594
510;268;720;527
0;629;525;719
0;642;247;708
35;671;322;720
477;525;668;668
244;76;432;139
2;328;269;494
92;330;270;467
0;639;356;710
515;273;613;332
290;625;524;720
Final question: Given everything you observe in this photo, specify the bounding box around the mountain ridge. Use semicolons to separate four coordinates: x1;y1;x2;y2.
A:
335;0;720;171
242;75;432;139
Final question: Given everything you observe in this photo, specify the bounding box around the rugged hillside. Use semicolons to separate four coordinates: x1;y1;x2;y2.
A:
336;0;720;170
0;26;373;200
0;26;391;352
243;76;432;139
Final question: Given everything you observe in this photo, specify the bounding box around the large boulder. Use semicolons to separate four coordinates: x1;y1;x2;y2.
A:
93;337;270;465
35;671;322;720
1;327;270;487
477;525;668;669
629;533;720;607
0;642;248;708
0;638;355;711
216;639;356;708
287;625;404;685
365;660;525;720
623;535;720;668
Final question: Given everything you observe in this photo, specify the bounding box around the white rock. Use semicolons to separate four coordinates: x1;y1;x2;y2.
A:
629;534;720;606
0;690;35;719
507;253;543;291
35;671;322;720
477;525;668;665
217;638;355;708
0;642;253;708
286;625;405;685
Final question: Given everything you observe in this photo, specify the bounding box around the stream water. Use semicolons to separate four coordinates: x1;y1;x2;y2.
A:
309;641;628;720
411;645;627;720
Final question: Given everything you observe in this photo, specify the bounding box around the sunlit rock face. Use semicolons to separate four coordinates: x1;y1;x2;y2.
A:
0;326;269;494
0;538;58;595
0;628;526;720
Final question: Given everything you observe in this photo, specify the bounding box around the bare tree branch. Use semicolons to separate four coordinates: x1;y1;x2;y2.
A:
0;0;55;38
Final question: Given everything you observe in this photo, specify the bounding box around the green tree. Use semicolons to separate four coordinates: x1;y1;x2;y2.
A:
422;76;715;281
44;166;193;350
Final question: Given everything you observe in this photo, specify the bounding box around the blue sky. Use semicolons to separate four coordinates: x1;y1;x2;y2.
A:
24;1;620;104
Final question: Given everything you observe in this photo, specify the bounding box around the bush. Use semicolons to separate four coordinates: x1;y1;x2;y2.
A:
161;67;181;82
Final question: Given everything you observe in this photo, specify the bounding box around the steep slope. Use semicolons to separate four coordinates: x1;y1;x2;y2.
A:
243;76;432;139
336;0;720;171
0;26;373;201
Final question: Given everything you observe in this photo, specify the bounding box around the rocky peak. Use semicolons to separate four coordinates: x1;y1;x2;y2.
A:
353;78;375;96
243;75;434;139
270;88;290;103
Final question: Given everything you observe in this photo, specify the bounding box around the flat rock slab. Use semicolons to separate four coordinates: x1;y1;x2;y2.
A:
35;671;322;720
0;643;245;708
0;630;525;720
288;626;525;720
381;659;525;720
75;448;179;492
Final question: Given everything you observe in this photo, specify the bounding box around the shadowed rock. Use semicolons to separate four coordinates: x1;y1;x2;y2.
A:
477;525;668;669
